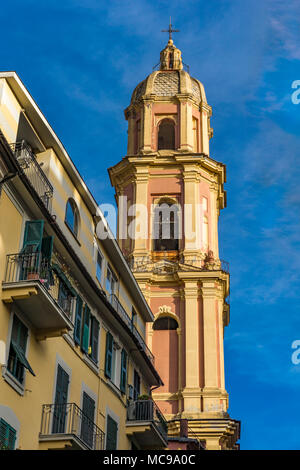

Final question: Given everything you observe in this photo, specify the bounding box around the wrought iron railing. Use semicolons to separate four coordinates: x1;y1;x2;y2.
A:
187;425;203;450
132;325;154;364
3;252;74;319
109;294;154;364
9;141;53;211
110;293;132;329
40;403;105;450
127;399;168;442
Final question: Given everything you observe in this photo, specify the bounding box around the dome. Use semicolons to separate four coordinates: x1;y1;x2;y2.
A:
130;40;207;105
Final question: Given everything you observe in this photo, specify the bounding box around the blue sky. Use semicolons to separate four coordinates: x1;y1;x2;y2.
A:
2;0;300;449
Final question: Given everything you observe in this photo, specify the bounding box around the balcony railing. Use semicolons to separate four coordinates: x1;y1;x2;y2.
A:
127;255;230;275
132;324;154;364
109;294;154;364
4;252;73;319
40;403;105;450
110;293;132;329
10;141;53;211
127;399;168;441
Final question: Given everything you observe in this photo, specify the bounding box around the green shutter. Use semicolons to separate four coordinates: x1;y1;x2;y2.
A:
120;349;127;394
74;296;83;345
53;365;69;434
81;305;90;353
11;341;35;376
0;418;16;450
105;332;113;378
55;365;69;404
106;415;118;450
22;220;44;252
8;315;35;380
41;236;54;262
90;316;99;363
81;392;96;447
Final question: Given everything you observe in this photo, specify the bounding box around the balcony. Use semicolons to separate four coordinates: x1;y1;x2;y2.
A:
109;294;154;364
126;399;168;449
39;403;105;450
10;141;53;211
110;293;132;329
2;252;73;339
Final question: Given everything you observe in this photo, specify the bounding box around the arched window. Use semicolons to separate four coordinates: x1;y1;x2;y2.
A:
158;119;175;150
65;198;79;237
153;200;180;251
153;316;178;330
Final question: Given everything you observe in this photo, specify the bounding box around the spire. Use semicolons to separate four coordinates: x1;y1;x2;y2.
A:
160;19;183;70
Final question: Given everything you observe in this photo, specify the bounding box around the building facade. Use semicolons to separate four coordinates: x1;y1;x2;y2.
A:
0;72;167;450
109;38;240;450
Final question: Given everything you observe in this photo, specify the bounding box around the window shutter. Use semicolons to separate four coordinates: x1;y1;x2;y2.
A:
22;220;44;252
120;349;127;394
7;426;16;450
105;332;113;378
106;415;118;450
0;419;16;450
90;316;99;363
41;236;54;262
55;365;69;404
82;392;95;421
74;296;83;345
81;304;90;353
0;419;8;449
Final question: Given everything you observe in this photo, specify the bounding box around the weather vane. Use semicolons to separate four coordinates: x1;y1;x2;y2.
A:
161;17;180;41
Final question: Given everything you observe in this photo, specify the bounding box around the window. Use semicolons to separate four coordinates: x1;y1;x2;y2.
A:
133;370;141;401
7;315;35;384
158;119;175;150
153;316;178;330
131;307;137;327
135;119;141;154
52;364;69;434
153;201;180;251
0;418;16;450
19;220;53;281
73;298;99;364
192;116;198;152
65;198;79;237
58;280;73;316
106;266;117;296
52;263;77;317
106;415;118;450
96;251;103;284
81;392;95;447
105;331;119;386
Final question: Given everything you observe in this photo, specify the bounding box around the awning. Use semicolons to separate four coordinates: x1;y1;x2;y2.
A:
51;264;77;297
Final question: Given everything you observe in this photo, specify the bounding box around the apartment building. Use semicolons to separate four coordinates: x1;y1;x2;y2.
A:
0;72;166;450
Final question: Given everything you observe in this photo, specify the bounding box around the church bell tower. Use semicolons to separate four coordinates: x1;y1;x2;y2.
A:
109;32;240;450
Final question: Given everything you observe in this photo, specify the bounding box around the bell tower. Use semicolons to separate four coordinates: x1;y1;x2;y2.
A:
109;35;240;450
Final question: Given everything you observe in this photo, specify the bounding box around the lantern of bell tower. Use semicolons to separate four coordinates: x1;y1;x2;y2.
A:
109;36;240;450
